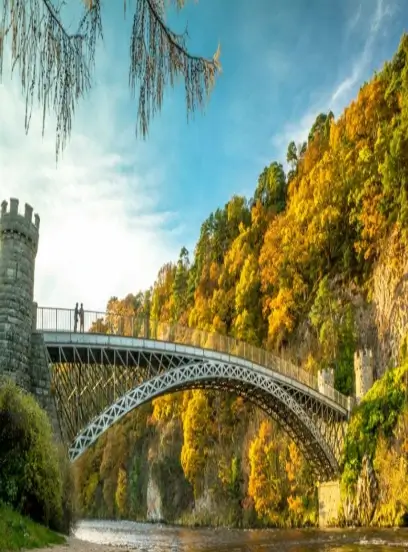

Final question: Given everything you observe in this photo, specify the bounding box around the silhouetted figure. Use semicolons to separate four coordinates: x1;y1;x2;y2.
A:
79;303;84;333
74;302;79;333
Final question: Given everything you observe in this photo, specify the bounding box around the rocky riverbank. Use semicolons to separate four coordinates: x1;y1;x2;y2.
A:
32;537;130;552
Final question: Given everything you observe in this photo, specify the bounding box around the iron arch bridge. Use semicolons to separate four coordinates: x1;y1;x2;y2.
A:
37;308;351;482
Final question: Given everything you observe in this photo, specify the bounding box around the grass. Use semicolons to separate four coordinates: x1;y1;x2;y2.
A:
0;504;66;551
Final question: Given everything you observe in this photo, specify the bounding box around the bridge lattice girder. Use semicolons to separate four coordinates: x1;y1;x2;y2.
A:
43;332;348;482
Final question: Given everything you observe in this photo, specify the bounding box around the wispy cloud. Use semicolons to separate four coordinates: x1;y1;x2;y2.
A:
271;0;396;161
331;0;394;103
271;110;318;162
0;62;181;312
346;3;362;35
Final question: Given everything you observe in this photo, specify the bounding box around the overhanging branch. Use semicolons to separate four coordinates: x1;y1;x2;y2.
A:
0;0;220;160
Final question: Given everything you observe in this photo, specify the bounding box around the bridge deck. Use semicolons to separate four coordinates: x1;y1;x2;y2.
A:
42;331;348;417
36;309;349;479
36;306;350;411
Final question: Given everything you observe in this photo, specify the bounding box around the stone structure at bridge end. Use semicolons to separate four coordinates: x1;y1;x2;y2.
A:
354;349;374;404
318;348;375;527
317;367;334;394
0;198;61;438
318;480;341;527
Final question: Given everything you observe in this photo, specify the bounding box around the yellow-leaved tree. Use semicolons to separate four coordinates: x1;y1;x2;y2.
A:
180;390;216;497
248;420;288;525
115;467;128;518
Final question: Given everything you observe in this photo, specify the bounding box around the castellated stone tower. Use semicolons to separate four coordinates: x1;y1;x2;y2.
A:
317;367;334;395
0;198;40;390
354;349;374;403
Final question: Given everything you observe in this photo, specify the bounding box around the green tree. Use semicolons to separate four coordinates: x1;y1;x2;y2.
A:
286;141;306;182
308;111;334;143
309;277;356;395
254;162;287;213
172;247;190;321
227;195;251;230
0;381;73;533
286;141;298;168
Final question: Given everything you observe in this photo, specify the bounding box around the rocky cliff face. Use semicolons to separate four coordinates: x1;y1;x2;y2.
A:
373;233;408;374
355;455;379;526
146;473;163;522
192;488;215;519
340;456;379;526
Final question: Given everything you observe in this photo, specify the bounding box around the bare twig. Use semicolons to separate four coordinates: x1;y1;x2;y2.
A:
0;0;102;160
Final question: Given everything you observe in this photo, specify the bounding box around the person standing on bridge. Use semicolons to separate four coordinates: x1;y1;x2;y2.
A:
74;302;79;333
79;303;85;333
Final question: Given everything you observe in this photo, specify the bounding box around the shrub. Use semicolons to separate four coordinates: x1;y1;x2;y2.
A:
0;379;75;533
341;362;408;489
55;444;78;534
0;502;66;550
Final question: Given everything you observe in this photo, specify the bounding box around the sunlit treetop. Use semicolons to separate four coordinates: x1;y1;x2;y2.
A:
0;0;221;160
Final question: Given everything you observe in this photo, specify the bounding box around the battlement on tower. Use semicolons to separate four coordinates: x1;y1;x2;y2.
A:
354;348;374;402
0;198;40;252
318;367;334;395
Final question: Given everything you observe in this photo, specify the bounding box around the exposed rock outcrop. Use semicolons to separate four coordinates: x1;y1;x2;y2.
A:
146;473;163;522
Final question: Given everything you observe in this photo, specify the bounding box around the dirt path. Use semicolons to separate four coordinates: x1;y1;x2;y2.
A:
32;536;131;552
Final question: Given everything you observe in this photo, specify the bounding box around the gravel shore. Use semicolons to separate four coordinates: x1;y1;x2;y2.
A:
32;536;125;552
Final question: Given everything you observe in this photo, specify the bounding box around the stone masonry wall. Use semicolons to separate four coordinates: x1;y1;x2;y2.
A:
30;332;63;441
318;480;341;527
317;368;334;394
0;198;63;444
0;199;39;390
354;349;374;403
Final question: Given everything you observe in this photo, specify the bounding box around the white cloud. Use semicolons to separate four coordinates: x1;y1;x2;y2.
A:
271;0;395;162
0;64;181;312
345;3;362;35
331;0;393;103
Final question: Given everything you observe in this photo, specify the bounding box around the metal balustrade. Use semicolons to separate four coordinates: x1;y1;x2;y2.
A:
36;306;349;410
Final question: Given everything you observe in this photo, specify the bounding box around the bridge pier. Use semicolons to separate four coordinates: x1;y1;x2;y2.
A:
318;479;341;527
31;328;62;439
317;352;376;527
0;198;61;439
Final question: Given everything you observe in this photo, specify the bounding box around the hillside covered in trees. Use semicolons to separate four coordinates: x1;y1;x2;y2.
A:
74;35;408;527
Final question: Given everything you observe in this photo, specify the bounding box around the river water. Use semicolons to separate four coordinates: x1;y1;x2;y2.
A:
74;520;408;551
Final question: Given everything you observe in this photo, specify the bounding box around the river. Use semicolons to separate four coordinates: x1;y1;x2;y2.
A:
74;520;408;551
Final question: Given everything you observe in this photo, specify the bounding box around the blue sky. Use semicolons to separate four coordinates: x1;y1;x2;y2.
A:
94;0;405;241
0;0;405;311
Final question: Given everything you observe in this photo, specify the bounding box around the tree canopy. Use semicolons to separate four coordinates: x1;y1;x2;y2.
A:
73;34;408;529
0;0;221;159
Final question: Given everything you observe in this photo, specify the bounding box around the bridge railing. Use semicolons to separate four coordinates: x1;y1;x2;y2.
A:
36;306;349;410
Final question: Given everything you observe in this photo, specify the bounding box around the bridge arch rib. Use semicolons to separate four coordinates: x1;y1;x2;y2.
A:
43;332;348;482
68;361;338;480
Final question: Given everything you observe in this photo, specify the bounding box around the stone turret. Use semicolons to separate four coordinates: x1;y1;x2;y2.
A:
318;367;334;395
354;349;374;403
0;198;40;389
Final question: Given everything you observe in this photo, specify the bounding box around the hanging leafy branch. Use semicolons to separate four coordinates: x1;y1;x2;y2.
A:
0;0;221;160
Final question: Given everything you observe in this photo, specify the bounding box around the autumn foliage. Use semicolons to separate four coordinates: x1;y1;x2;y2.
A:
74;36;408;527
